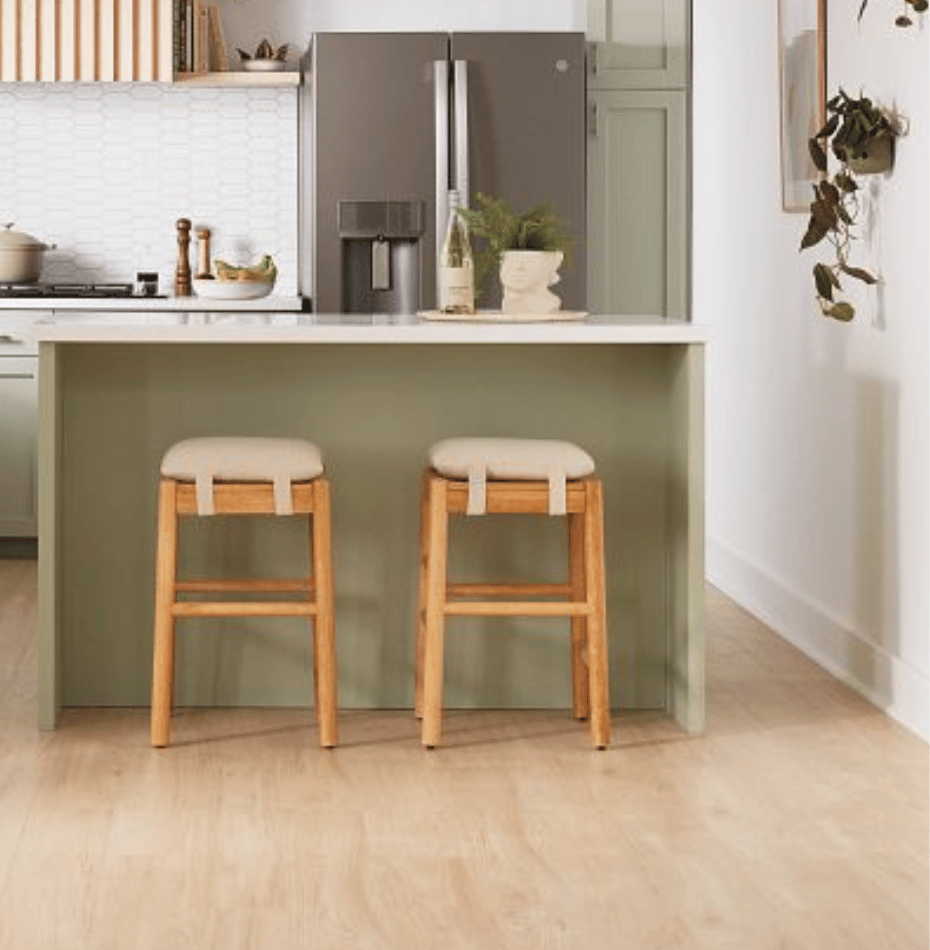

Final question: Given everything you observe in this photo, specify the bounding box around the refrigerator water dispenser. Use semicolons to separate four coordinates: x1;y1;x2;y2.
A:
338;200;424;314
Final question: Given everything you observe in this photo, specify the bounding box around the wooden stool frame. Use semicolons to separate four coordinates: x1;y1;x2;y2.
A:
150;477;338;748
415;470;611;749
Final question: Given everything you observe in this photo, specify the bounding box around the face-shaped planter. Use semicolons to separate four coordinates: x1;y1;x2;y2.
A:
499;250;564;314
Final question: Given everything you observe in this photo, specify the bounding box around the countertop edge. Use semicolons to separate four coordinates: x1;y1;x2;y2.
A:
33;318;711;345
1;296;304;312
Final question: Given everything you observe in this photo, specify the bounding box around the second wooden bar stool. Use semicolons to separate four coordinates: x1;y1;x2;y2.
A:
150;437;338;749
415;437;611;750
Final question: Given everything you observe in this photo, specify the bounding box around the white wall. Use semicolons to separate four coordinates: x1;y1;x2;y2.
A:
694;1;929;738
222;0;586;63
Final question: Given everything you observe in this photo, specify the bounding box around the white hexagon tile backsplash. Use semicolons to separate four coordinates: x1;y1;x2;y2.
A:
0;83;299;294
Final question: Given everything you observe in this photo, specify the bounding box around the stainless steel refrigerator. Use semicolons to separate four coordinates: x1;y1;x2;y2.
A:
300;32;586;314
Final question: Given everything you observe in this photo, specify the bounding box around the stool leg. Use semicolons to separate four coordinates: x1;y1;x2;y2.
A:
312;478;339;749
307;511;320;725
414;471;430;720
151;479;178;748
584;479;611;749
568;512;590;721
421;475;448;749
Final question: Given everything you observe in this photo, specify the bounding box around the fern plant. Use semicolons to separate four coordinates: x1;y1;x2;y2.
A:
455;193;574;302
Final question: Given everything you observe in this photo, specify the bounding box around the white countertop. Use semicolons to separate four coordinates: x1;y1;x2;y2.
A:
32;312;709;344
1;295;303;312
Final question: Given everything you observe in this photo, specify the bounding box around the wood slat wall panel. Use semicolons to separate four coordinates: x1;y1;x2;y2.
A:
2;0;173;80
0;0;192;82
0;0;20;81
38;0;56;79
78;0;96;79
97;0;115;81
135;0;152;80
155;0;172;81
58;0;76;80
116;0;132;79
20;0;38;80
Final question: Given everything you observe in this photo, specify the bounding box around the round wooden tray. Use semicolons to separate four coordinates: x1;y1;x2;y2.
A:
417;310;588;323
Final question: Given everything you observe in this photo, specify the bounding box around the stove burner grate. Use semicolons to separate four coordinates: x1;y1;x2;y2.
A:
0;282;138;298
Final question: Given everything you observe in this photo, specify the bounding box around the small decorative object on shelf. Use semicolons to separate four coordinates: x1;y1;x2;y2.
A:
175;1;227;75
195;228;212;280
195;254;277;300
174;218;192;297
213;254;278;283
455;193;574;313
438;190;475;315
800;89;901;321
238;39;289;72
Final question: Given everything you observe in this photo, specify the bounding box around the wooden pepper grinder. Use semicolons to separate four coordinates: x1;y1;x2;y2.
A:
196;227;213;279
174;218;192;296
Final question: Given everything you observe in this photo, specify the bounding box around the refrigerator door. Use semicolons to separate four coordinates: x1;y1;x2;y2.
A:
306;32;449;313
450;33;587;311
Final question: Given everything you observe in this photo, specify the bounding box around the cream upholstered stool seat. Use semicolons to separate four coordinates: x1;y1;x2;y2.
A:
416;437;610;749
150;437;338;749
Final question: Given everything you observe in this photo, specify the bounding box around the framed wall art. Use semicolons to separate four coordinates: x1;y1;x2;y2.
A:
778;0;827;212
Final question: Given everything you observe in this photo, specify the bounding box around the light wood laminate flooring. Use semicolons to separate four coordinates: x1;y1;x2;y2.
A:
0;560;926;949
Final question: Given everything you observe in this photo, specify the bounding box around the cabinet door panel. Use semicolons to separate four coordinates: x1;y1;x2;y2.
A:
589;0;688;90
0;358;38;538
587;90;686;319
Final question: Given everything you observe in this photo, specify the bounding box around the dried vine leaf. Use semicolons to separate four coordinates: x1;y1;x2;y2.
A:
824;301;856;322
813;263;836;300
840;263;878;284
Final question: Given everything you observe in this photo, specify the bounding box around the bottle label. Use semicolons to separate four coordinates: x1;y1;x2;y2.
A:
439;265;474;314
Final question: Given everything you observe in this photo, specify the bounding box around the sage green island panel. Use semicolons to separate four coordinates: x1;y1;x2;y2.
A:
668;344;705;732
587;89;687;319
37;342;61;730
588;0;689;91
36;338;705;734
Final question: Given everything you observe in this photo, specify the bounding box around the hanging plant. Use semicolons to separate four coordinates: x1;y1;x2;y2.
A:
800;90;899;322
858;0;927;28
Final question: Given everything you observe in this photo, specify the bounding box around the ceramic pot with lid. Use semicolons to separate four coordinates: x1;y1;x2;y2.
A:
0;223;56;283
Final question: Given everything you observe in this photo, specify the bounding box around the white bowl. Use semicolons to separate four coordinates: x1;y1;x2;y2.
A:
241;59;287;72
193;278;275;300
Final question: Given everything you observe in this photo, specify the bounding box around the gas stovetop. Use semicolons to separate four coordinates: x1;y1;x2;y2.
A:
0;282;165;299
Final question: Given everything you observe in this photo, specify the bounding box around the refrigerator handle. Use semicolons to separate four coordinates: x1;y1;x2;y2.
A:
453;59;469;209
434;59;450;279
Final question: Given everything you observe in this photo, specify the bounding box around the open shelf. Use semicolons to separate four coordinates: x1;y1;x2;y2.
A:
173;70;300;88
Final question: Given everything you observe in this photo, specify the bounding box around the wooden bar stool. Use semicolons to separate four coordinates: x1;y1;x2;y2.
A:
150;437;338;749
415;438;610;749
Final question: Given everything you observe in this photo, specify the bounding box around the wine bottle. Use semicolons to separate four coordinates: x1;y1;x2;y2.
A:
438;190;475;315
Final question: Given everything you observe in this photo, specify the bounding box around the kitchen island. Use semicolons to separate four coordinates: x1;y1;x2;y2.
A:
34;313;707;734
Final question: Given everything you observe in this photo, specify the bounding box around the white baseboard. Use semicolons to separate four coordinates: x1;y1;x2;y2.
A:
708;537;929;742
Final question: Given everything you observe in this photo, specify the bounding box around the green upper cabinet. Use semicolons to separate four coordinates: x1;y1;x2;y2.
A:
587;0;689;90
587;90;687;319
585;0;690;318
